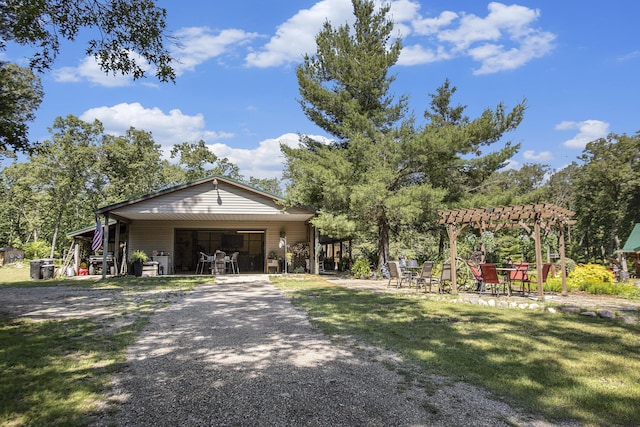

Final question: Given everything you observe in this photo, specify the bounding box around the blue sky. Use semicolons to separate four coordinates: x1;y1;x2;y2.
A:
5;0;640;179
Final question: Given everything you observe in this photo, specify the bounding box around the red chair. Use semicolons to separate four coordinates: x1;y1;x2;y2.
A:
510;262;531;294
467;261;485;294
479;263;508;296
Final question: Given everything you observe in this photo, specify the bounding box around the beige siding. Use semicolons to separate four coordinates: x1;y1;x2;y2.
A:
119;181;292;216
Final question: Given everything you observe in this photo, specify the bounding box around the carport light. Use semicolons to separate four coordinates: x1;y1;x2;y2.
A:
212;178;218;190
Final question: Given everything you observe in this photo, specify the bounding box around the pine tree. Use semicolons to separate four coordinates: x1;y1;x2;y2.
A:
283;0;525;267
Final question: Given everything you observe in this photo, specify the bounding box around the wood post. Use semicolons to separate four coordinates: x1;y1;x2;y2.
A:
534;219;544;301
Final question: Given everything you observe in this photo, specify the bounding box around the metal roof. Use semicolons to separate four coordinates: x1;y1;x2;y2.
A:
622;224;640;252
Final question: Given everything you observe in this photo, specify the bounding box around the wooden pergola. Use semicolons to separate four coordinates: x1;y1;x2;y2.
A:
438;204;575;300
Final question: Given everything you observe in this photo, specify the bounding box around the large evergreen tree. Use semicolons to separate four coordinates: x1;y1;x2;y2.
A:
282;0;525;267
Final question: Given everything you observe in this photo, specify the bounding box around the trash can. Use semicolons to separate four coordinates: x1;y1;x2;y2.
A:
30;259;43;280
41;264;55;279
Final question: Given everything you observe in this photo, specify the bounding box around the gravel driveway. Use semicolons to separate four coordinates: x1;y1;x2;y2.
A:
83;274;567;427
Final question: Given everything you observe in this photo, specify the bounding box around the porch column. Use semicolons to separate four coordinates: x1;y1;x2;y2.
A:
101;212;110;279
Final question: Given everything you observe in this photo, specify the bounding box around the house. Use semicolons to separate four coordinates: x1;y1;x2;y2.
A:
69;175;318;276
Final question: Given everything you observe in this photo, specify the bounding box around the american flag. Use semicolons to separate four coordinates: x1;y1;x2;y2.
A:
91;217;103;252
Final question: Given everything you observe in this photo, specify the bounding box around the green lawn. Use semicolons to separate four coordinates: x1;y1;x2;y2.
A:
272;275;640;426
0;265;201;426
2;265;639;426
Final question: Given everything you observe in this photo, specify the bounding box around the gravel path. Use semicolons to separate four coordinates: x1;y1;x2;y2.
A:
87;275;568;427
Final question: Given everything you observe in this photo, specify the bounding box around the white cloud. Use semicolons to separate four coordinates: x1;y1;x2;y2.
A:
245;0;353;68
617;50;640;62
501;158;519;171
206;133;333;179
53;1;555;82
53;56;135;87
171;27;260;74
52;27;259;86
399;44;451;65
80;103;233;147
412;11;458;36
555;119;610;149
396;2;555;72
523;150;553;162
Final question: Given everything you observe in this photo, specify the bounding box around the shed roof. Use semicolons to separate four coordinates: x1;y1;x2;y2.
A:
622;224;640;252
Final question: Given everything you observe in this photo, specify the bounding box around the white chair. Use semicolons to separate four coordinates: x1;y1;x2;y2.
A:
196;252;212;274
229;252;239;274
213;251;226;275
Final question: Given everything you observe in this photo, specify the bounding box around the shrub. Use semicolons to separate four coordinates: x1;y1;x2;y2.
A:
545;263;640;297
570;263;614;287
351;258;371;279
23;241;51;260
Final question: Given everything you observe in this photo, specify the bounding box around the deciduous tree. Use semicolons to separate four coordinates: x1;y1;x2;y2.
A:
0;62;43;153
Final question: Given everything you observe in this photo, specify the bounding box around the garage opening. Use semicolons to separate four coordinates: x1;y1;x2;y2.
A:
174;229;265;273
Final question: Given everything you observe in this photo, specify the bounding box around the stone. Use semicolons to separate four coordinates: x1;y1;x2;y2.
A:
581;311;597;317
596;309;615;319
547;307;557;314
560;306;581;314
619;316;638;324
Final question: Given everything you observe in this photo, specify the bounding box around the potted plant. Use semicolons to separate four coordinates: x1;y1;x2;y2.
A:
131;250;148;277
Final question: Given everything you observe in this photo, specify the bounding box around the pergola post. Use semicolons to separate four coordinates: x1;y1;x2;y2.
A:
559;223;568;295
448;223;458;293
534;219;544;301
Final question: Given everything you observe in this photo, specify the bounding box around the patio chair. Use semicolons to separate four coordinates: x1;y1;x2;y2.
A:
213;250;226;275
467;261;485;295
196;251;212;274
414;261;438;293
439;263;453;293
387;261;409;288
229;251;240;274
479;263;508;296
541;262;553;292
510;262;531;294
